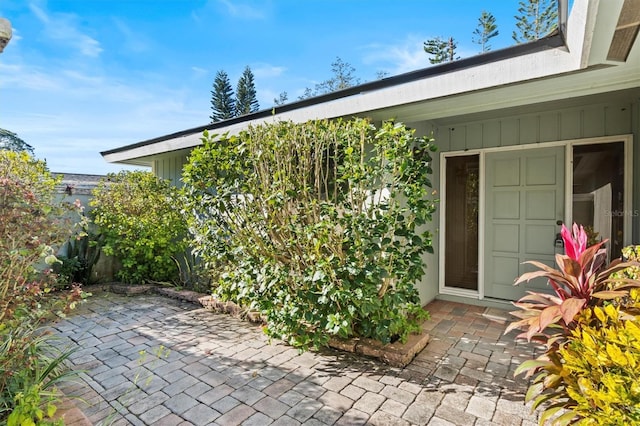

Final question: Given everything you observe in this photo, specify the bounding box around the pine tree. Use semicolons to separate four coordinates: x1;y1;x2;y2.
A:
210;70;235;122
512;0;558;44
298;57;361;99
273;92;288;106
235;66;259;116
473;11;499;53
316;57;360;93
423;37;458;64
0;128;34;155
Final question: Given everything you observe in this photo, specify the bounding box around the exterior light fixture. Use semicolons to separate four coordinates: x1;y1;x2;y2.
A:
0;18;12;53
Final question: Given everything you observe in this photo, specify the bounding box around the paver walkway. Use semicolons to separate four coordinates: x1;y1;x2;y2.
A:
51;291;543;425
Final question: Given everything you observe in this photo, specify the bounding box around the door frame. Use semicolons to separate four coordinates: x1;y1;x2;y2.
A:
439;134;633;301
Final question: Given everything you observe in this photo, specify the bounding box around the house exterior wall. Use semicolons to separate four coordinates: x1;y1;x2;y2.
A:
407;97;639;306
153;154;189;187
419;101;634;152
146;97;639;307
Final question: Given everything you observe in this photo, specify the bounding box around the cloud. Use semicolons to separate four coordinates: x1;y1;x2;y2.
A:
361;35;431;75
113;18;150;53
252;63;286;79
0;63;62;91
5;26;23;47
28;2;103;57
216;0;268;20
191;66;208;78
362;35;485;76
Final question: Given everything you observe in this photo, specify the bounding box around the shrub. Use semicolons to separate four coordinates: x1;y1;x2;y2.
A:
1;285;82;426
1;151;62;292
611;245;640;282
0;151;87;424
507;224;636;345
53;231;103;286
509;224;640;425
90;170;188;284
182;118;436;349
558;296;640;424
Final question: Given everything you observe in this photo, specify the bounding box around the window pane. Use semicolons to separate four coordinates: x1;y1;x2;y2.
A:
445;155;479;290
572;142;625;259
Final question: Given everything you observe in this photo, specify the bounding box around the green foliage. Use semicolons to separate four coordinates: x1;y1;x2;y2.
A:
0;128;34;156
423;37;458;64
0;150;87;424
507;225;639;346
512;0;558;44
53;231;103;286
0;150;76;310
210;70;236;122
90;170;188;284
472;10;499;53
182;118;436;349
611;245;640;282
557;298;640;425
7;384;62;426
510;237;640;425
236;66;259;116
172;250;211;293
2;316;78;426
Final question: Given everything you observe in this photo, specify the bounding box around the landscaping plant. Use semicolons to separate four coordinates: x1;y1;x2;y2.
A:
182;118;437;349
508;223;640;425
0;150;87;424
90;170;188;284
54;230;103;286
558;297;640;424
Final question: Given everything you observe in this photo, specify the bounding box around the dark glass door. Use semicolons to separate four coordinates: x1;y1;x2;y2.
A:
445;155;479;290
572;142;625;259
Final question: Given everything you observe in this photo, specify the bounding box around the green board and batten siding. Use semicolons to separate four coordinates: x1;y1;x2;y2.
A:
408;98;640;304
149;98;639;305
153;152;189;187
421;101;634;152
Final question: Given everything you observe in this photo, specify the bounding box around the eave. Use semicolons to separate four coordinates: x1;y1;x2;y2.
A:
102;0;639;167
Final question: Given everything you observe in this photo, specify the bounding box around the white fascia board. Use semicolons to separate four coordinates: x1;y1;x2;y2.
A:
107;0;601;165
102;132;203;164
103;117;291;163
582;0;627;66
278;1;594;124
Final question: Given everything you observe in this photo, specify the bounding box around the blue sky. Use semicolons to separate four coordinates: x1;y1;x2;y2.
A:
1;1;550;175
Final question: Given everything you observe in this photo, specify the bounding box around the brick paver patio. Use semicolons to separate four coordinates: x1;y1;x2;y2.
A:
51;290;543;425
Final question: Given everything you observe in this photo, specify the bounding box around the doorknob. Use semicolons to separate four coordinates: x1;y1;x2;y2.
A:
555;233;564;248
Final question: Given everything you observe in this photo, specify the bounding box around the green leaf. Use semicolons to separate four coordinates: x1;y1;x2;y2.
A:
552;410;578;425
312;270;326;282
515;359;552;377
538;405;564;425
524;381;544;403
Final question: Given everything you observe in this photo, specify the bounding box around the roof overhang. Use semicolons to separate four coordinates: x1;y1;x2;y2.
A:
103;0;640;167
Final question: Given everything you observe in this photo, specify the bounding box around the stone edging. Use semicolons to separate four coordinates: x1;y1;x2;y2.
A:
328;333;430;368
93;283;430;368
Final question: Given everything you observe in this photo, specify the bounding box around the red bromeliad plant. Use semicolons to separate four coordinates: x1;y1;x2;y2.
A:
507;223;639;345
508;223;640;424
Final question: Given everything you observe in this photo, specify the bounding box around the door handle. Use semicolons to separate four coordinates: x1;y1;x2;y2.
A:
555;233;564;248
